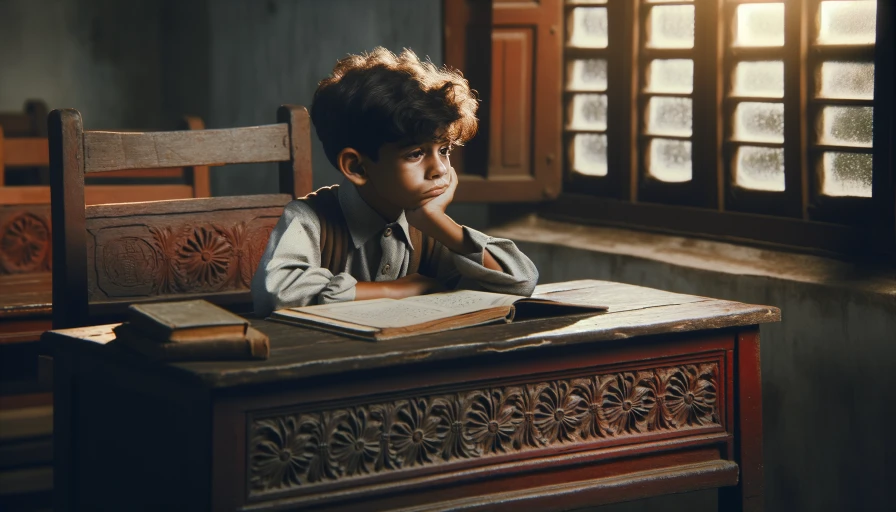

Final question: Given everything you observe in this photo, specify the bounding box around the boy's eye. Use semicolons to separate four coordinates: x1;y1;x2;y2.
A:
439;146;451;156
406;149;424;159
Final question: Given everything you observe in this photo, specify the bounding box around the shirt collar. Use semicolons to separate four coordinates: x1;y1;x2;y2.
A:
337;179;415;250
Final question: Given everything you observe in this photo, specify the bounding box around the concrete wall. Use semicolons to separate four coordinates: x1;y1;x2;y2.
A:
206;0;443;196
519;241;896;512
0;0;171;129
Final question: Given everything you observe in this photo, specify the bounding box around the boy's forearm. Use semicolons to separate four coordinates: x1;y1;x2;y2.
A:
413;212;504;272
354;273;445;300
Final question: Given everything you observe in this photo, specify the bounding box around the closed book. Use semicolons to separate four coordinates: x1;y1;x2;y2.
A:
112;323;269;361
127;300;248;343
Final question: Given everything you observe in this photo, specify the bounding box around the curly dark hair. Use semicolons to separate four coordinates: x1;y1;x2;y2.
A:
310;47;479;167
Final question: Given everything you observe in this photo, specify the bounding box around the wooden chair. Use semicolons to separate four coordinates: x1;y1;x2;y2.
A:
48;105;312;329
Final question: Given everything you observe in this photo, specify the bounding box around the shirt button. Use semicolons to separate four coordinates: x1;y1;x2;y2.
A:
382;264;391;275
383;227;393;238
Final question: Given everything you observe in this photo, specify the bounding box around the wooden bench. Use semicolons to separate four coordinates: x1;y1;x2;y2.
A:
48;105;313;328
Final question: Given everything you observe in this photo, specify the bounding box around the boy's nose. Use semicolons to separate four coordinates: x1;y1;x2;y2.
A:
427;160;447;180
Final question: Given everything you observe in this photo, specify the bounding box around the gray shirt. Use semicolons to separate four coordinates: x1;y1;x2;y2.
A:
251;181;539;316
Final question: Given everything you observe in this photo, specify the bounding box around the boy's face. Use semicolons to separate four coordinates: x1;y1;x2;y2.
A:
361;140;453;212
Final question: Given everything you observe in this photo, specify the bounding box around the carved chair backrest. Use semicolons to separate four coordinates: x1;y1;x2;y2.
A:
49;106;313;328
1;115;213;276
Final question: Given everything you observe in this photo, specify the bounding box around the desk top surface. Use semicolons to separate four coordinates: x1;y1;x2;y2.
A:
43;280;780;388
0;272;52;319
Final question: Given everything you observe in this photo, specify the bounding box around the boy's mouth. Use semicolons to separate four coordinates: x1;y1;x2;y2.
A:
422;185;448;198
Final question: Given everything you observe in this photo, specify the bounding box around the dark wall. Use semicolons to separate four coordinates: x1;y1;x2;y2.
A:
0;0;169;129
207;0;443;196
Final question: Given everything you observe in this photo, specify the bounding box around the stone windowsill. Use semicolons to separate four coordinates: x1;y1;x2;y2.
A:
491;215;896;299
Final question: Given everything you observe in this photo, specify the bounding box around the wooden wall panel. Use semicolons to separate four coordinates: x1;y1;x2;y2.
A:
489;28;534;177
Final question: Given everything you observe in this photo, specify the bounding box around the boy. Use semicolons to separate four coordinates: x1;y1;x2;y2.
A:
251;47;538;316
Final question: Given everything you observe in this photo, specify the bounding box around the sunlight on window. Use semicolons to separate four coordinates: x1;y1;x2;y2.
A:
646;59;693;94
568;94;608;130
571;134;608;176
648;139;692;182
819;61;875;100
735;146;785;191
822;152;872;197
567;59;608;91
734;102;784;143
648;5;695;49
820;106;873;148
818;1;876;45
733;61;784;98
734;3;784;47
647;97;692;137
568;7;608;48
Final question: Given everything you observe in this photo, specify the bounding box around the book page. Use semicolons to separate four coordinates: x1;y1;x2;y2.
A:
288;298;461;329
285;291;519;330
403;290;521;315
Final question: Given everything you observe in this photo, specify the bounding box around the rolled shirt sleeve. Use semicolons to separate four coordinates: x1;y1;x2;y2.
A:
251;201;357;316
438;226;539;297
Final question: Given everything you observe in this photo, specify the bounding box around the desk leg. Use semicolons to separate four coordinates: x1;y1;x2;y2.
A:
720;327;763;512
53;351;73;512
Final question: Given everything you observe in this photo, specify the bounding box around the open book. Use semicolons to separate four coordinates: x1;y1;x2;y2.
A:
269;287;608;341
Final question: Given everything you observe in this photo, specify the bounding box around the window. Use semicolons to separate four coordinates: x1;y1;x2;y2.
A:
557;0;894;255
446;0;894;256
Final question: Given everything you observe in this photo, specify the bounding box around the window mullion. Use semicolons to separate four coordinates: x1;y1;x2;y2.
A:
783;0;810;219
692;0;723;209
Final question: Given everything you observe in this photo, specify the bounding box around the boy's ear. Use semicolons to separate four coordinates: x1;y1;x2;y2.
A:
336;148;368;186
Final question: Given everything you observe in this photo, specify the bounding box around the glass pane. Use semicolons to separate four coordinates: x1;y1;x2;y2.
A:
819;61;875;100
648;5;695;49
647;59;693;94
735;146;785;191
734;3;785;47
818;1;876;45
568;94;608;130
734;102;785;143
733;61;784;98
822;152;872;197
567;59;608;91
571;134;608;176
820;106;873;147
647;97;692;136
568;7;608;48
648;139;692;182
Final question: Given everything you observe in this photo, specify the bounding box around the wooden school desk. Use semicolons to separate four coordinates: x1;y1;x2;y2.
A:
45;280;779;511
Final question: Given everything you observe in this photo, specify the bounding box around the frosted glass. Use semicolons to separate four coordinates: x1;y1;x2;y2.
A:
818;1;876;45
567;59;608;91
734;102;784;143
648;139;692;182
647;97;692;137
571;134;608;176
820;106;873;147
647;59;693;94
819;62;875;100
736;146;785;191
648;5;695;49
568;94;608;130
734;3;784;47
822;152;872;197
733;61;784;98
569;7;608;48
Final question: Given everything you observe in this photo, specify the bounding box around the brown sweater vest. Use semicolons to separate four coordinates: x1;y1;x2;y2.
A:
301;186;439;278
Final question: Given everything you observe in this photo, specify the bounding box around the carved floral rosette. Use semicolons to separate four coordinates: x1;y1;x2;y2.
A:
248;362;720;496
91;216;277;298
0;210;52;274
